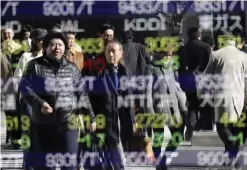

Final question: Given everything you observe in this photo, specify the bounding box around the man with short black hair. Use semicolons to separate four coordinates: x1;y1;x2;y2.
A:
182;27;212;141
100;23;114;44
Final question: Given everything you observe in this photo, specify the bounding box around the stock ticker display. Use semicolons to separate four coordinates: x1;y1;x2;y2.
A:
1;1;247;169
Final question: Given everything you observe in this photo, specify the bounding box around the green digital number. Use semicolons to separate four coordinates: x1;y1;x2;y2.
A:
153;132;163;147
229;132;243;146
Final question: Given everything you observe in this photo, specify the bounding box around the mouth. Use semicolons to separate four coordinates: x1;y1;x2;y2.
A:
53;51;60;55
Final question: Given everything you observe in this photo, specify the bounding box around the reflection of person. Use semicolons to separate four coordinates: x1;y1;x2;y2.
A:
203;40;247;168
89;39;136;170
20;32;96;170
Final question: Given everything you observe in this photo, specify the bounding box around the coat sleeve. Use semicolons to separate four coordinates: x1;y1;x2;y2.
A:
203;52;216;75
19;61;45;107
175;81;188;113
199;45;212;72
74;67;95;123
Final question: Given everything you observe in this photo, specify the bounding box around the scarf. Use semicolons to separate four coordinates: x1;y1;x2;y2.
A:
153;57;173;72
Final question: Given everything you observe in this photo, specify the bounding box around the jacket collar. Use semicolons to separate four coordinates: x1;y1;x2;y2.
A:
225;40;236;47
43;56;68;66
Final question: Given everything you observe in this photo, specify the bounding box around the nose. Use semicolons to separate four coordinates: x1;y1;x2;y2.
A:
109;52;114;57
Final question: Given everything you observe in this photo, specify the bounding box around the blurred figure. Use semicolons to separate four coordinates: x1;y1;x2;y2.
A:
1;28;22;66
20;32;96;170
203;40;247;168
65;31;84;71
1;51;12;79
1;28;22;149
14;28;47;77
1;51;13;145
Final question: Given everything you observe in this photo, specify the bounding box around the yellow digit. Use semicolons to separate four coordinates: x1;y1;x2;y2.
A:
171;36;179;52
96;114;106;129
234;112;246;128
21;115;30;131
12;116;19;131
68;115;78;130
135;113;144;129
155;37;162;52
219;112;229;127
160;37;166;52
6;116;13;131
94;38;104;54
83;115;90;129
76;38;87;53
171;114;183;128
144;37;154;52
145;114;155;128
87;38;94;54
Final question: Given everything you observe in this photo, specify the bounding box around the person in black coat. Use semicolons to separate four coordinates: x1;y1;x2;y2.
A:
180;27;212;142
88;39;136;170
121;30;154;154
19;32;96;170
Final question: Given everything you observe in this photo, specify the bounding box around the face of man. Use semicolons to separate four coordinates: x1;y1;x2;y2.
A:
66;33;75;50
105;42;123;66
45;38;65;60
102;29;114;42
2;29;14;41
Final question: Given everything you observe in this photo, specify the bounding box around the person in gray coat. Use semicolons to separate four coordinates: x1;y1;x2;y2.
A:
150;55;188;170
202;40;247;168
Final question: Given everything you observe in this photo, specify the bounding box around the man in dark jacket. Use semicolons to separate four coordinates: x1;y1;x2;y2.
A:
181;27;211;142
89;39;136;170
19;32;96;170
121;30;154;155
